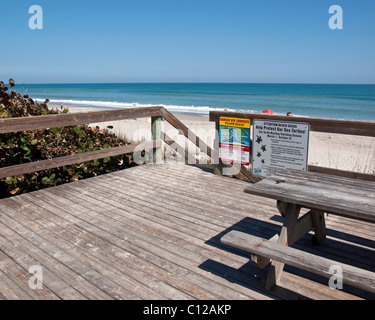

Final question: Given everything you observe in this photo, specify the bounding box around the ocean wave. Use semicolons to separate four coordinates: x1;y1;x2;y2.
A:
35;98;250;116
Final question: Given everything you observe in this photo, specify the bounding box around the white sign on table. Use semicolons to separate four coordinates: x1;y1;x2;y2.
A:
252;119;310;178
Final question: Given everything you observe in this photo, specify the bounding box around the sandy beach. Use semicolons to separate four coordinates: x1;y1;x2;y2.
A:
56;105;375;174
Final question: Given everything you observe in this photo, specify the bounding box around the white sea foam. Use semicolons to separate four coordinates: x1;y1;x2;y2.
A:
35;98;246;115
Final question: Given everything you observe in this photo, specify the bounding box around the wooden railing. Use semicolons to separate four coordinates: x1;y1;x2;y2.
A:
0;106;216;179
209;110;375;182
2;106;374;182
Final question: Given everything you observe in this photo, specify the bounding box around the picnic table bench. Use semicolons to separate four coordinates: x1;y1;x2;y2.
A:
221;169;375;293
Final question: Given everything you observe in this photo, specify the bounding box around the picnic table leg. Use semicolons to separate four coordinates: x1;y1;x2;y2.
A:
265;203;300;290
251;234;279;269
311;209;326;245
277;200;288;217
278;201;326;245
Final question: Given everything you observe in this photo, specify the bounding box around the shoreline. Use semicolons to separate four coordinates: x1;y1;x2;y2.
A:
50;103;210;119
50;104;375;174
28;82;375;122
48;103;375;123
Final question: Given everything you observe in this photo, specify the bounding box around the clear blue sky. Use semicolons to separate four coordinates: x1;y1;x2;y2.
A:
1;0;374;84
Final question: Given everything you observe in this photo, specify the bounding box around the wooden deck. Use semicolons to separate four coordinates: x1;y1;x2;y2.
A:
0;162;374;300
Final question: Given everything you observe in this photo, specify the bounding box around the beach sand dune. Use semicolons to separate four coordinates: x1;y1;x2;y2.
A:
57;105;375;174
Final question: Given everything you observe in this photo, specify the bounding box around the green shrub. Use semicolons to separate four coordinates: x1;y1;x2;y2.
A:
0;79;135;198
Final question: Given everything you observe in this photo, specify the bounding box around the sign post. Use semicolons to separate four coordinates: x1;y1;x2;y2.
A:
219;117;251;166
252;119;310;178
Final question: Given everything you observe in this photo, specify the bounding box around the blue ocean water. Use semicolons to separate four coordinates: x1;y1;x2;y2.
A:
14;83;375;121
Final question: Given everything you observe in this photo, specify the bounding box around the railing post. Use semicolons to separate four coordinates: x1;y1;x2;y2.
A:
151;116;163;164
213;120;225;176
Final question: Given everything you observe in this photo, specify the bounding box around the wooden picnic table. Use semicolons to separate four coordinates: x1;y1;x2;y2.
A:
244;169;375;224
222;169;375;292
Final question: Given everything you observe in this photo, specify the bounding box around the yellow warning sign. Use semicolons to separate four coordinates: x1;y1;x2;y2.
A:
219;117;250;129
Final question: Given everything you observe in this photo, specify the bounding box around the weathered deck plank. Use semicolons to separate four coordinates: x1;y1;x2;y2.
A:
0;162;374;300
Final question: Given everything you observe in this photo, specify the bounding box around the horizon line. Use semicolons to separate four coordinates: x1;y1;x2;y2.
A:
13;81;375;86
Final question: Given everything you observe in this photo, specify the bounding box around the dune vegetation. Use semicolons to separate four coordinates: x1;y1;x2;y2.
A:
0;79;135;198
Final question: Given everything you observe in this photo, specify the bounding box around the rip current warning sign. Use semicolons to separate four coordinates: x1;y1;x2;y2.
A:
219;117;251;165
252;119;310;178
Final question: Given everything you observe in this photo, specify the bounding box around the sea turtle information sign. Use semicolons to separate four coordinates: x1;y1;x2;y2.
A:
252;119;310;178
219;117;251;165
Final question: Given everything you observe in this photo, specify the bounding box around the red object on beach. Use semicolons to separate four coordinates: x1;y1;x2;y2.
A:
262;109;274;114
